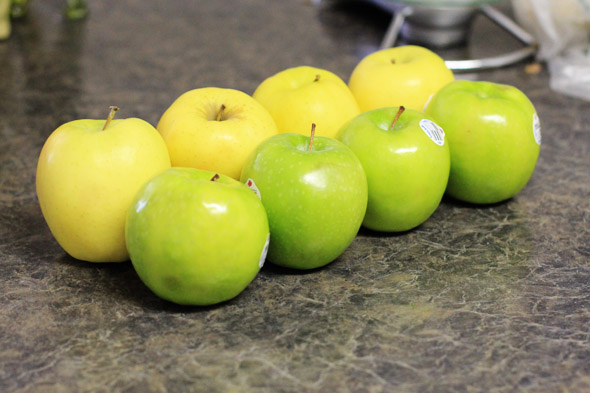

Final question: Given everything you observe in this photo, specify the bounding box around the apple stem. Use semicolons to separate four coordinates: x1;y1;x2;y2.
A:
389;106;405;131
308;123;316;152
216;104;226;121
210;173;220;182
391;58;396;64
102;106;119;131
314;74;320;82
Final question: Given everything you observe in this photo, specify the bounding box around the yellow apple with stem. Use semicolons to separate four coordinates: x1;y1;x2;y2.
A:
36;106;171;262
253;66;360;138
348;45;455;112
157;87;278;180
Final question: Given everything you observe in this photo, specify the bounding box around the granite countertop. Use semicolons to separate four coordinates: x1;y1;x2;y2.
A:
1;0;589;392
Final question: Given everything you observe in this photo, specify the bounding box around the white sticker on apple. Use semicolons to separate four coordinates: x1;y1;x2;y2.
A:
246;178;262;199
259;234;270;268
533;113;542;145
419;119;445;146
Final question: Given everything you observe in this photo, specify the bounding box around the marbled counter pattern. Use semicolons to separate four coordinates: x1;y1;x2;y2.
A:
1;0;589;392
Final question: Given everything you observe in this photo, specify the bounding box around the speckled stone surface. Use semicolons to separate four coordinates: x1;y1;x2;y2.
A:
1;0;589;392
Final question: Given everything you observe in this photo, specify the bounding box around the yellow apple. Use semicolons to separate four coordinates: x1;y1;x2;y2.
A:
36;107;171;262
252;66;360;138
348;45;455;112
157;87;278;180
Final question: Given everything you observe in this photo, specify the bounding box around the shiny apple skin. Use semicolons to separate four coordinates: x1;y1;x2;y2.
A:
338;107;450;232
241;133;368;269
126;168;269;306
425;80;541;204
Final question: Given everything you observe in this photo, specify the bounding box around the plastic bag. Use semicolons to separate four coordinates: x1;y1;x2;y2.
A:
512;0;590;100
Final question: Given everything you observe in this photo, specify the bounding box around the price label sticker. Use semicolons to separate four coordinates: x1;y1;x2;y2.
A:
533;113;542;145
259;234;270;269
419;119;445;146
246;178;261;199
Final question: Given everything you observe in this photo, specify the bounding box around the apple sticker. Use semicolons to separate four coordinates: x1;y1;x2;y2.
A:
246;178;262;199
419;119;445;146
533;113;542;145
259;234;270;268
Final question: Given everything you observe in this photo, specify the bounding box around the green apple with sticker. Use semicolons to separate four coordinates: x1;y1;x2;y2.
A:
337;106;450;232
425;80;541;204
125;168;269;306
241;125;368;270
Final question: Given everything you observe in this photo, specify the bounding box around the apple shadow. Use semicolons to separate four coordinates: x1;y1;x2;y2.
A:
52;253;231;313
439;194;514;210
357;225;417;239
260;261;328;277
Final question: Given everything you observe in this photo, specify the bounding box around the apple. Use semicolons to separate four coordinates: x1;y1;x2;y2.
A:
65;0;88;20
157;87;278;180
240;125;367;269
252;66;360;138
0;0;10;40
348;45;454;112
337;106;450;232
125;168;270;306
36;106;171;262
425;80;541;204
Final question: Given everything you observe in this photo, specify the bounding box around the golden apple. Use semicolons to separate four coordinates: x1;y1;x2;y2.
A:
349;45;455;112
36;107;171;262
157;87;278;180
253;66;360;138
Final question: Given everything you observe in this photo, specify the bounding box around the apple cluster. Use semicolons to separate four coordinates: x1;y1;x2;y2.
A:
36;45;541;306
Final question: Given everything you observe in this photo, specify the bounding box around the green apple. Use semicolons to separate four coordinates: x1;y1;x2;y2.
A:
240;126;367;269
125;168;270;306
425;80;541;204
337;106;450;232
0;0;10;40
252;66;360;138
36;106;171;262
157;87;278;180
348;45;454;112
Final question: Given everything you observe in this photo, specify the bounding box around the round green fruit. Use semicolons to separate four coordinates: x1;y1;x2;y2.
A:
338;106;450;232
240;131;368;270
425;80;541;204
125;168;269;306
